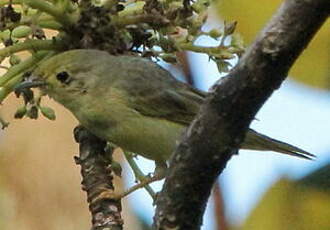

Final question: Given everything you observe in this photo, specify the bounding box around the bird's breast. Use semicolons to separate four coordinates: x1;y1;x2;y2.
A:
73;98;185;162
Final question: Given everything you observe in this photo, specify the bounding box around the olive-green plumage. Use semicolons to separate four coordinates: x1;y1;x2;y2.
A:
32;49;314;163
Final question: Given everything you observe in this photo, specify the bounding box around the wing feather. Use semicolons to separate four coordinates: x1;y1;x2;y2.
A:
112;56;206;125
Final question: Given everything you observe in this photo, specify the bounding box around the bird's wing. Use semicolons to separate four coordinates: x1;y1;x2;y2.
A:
114;56;206;125
130;84;205;125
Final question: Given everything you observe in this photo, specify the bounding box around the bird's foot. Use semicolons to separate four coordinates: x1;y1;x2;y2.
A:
113;172;165;200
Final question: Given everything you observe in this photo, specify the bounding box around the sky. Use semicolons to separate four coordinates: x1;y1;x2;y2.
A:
125;51;330;229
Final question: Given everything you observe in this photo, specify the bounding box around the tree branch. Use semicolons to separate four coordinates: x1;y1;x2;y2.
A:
154;0;329;229
213;182;229;230
74;126;123;230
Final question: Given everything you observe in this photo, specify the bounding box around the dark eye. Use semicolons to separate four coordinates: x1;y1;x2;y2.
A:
56;71;71;84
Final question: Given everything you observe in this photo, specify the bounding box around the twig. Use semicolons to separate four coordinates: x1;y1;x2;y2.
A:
0;51;52;102
24;0;74;26
178;43;234;59
114;172;161;199
0;0;21;6
176;52;195;86
124;151;157;199
112;14;170;27
0;39;63;58
213;182;229;230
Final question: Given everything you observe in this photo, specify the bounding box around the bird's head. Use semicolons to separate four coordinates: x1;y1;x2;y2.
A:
15;49;111;106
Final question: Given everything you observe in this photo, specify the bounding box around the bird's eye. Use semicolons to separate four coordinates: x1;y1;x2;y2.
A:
56;71;71;84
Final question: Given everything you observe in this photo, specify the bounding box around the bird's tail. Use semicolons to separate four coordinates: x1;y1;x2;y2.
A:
243;130;315;160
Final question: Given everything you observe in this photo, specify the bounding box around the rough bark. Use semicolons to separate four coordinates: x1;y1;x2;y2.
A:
154;0;329;229
74;126;123;230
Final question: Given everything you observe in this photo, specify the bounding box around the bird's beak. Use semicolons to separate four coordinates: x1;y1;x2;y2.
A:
14;81;47;91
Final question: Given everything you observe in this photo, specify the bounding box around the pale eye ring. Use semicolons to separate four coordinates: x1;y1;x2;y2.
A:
56;71;71;84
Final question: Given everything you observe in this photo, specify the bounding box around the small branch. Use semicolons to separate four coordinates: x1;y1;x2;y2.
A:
124;151;157;199
74;126;123;230
116;174;161;199
24;0;74;26
0;0;21;6
0;73;24;101
6;20;62;31
0;51;52;102
212;182;229;230
0;51;50;86
154;0;329;229
176;52;195;86
112;14;170;28
35;20;62;30
178;43;235;59
0;39;63;59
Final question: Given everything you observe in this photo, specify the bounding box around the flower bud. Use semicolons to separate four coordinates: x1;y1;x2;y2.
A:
209;29;222;39
9;54;21;66
12;26;32;38
14;106;27;119
40;106;56;120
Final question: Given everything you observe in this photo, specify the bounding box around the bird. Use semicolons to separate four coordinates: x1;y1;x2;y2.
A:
19;49;314;172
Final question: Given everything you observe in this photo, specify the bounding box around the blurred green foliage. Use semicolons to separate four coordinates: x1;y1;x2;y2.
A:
242;164;330;230
0;0;244;126
217;0;330;90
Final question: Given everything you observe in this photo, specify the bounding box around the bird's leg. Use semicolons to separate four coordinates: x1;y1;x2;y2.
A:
115;173;162;200
154;160;168;180
116;153;167;200
123;151;157;199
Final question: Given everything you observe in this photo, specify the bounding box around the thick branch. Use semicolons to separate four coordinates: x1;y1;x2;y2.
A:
154;0;329;229
74;126;123;230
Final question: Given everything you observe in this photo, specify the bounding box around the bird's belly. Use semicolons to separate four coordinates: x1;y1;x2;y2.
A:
107;117;185;162
76;105;185;162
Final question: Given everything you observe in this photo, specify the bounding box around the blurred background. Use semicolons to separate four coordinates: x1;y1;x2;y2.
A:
0;0;329;229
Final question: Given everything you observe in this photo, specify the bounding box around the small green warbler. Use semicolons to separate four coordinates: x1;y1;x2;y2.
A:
19;49;314;169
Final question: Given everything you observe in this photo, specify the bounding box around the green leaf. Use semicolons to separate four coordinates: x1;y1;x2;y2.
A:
39;106;56;120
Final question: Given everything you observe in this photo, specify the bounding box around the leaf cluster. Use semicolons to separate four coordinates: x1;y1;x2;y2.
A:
0;0;244;125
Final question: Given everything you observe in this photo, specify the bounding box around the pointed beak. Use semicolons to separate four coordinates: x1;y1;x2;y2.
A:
14;81;47;91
